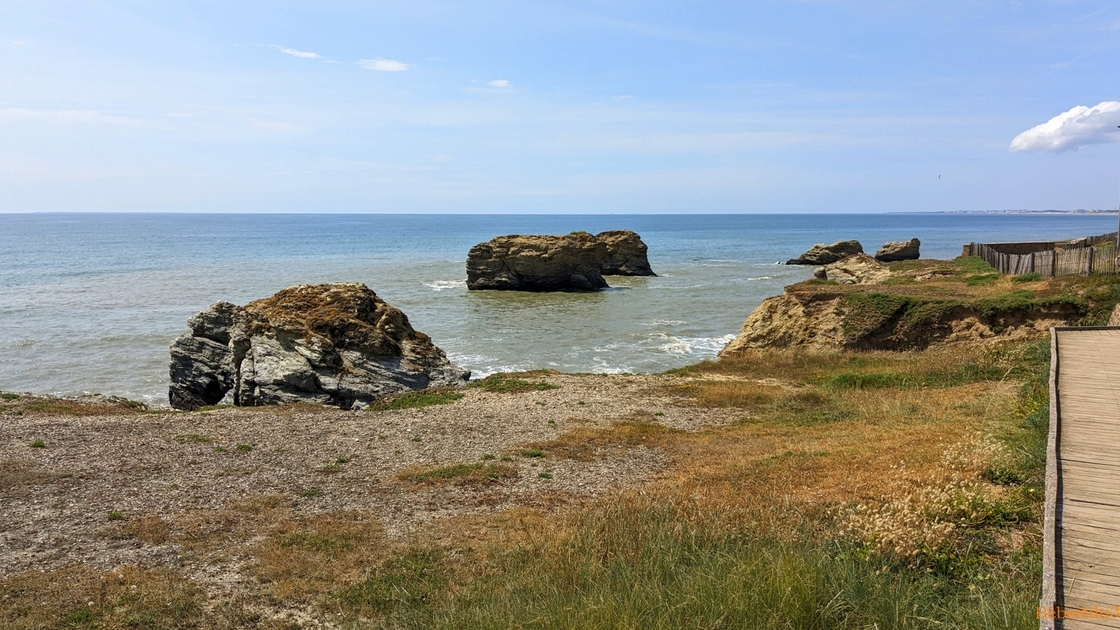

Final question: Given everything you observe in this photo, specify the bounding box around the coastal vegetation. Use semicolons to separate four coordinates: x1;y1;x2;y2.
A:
5;261;1120;628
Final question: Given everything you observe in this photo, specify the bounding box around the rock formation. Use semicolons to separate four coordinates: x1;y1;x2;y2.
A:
466;230;655;291
596;230;656;276
786;240;864;265
812;253;891;285
168;283;469;411
720;287;1080;354
875;238;921;262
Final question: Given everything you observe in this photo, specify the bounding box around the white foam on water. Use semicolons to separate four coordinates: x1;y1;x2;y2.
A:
645;319;686;327
424;280;466;291
654;333;736;356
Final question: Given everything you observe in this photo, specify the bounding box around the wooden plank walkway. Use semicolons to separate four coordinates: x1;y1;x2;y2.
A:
1043;328;1120;629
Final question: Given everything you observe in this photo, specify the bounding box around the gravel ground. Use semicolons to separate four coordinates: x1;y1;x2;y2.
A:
0;373;741;583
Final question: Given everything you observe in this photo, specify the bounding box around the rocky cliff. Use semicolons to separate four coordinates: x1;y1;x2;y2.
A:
466;230;655;291
169;283;469;410
720;258;1090;354
720;289;1081;354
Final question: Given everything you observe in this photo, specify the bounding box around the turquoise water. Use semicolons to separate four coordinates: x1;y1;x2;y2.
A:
1;213;1115;405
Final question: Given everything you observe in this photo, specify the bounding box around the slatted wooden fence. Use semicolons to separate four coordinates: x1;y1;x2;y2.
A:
963;233;1119;278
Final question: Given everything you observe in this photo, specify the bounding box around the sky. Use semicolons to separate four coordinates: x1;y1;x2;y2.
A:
1;1;1119;214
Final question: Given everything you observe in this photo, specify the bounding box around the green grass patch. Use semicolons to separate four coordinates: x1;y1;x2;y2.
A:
332;497;1040;628
398;462;516;485
1;393;19;401
370;389;465;411
1012;272;1044;283
469;374;558;393
29;440;45;448
195;404;233;412
174;433;212;444
965;273;1000;286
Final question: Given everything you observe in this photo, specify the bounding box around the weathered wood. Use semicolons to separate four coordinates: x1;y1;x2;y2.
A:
1045;328;1120;629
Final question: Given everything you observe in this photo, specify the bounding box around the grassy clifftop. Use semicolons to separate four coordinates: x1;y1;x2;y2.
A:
723;256;1120;353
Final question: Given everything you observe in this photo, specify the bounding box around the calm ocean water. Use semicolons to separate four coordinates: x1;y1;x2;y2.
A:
1;213;1115;406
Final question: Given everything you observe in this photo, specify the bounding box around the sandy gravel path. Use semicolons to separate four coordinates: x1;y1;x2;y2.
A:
0;373;741;580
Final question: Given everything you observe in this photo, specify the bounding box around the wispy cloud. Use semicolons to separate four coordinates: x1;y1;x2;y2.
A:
357;58;409;72
1010;101;1120;152
488;79;511;88
11;40;26;48
0;107;147;127
277;46;321;59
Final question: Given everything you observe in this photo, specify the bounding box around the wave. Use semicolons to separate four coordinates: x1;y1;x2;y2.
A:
424;280;467;291
654;333;736;356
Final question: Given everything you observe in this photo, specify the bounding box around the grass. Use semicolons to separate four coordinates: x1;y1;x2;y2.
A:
29;440;45;448
469;373;559;393
0;566;203;629
370;388;465;411
1;392;19;400
398;462;517;485
174;433;212;444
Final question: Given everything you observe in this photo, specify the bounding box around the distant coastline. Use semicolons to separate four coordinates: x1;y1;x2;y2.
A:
893;209;1119;215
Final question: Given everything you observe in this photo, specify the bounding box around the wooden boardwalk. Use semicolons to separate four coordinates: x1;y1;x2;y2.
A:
1043;328;1120;629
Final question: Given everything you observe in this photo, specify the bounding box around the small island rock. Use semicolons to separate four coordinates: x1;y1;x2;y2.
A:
466;230;655;292
786;240;864;265
168;283;469;411
875;238;921;262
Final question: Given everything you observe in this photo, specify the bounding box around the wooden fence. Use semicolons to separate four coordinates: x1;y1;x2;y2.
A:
963;232;1120;277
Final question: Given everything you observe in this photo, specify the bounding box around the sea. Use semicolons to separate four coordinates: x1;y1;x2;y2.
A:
2;212;1116;407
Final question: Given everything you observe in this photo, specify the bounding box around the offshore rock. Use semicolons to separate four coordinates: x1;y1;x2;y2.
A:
786;240;864;265
168;283;469;411
812;254;891;285
875;238;921;262
466;230;655;291
596;230;656;276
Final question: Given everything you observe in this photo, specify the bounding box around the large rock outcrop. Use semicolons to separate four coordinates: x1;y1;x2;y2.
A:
596;230;656;276
168;283;469;411
466;230;655;291
786;240;864;265
875;238;921;262
720;288;1081;354
812;254;891;285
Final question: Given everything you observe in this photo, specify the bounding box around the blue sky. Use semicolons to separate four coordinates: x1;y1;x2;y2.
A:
1;1;1119;213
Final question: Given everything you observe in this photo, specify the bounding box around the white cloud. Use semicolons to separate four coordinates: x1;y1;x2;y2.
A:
0;108;145;127
488;79;511;88
357;58;409;72
11;40;26;48
1010;101;1120;152
278;47;321;59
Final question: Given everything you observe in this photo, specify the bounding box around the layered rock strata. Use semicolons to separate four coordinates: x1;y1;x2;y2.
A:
466;230;655;291
786;240;864;265
168;283;469;411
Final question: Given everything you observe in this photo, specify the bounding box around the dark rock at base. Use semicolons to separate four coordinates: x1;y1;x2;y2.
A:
168;283;469;410
875;238;921;262
466;230;655;291
596;230;656;276
786;240;864;265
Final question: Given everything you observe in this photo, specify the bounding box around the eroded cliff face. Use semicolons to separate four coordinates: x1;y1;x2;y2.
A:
169;283;469;410
720;288;1082;355
465;230;655;291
